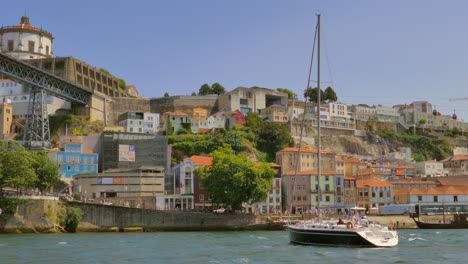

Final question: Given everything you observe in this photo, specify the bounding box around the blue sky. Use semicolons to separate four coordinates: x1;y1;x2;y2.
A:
3;0;468;120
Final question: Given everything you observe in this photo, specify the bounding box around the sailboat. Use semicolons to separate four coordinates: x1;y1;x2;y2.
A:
286;14;398;247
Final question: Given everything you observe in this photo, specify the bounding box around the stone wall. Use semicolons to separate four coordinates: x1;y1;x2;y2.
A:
70;202;256;231
108;97;151;124
150;95;219;116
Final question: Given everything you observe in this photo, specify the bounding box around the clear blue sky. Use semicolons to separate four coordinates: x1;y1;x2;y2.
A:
3;0;468;120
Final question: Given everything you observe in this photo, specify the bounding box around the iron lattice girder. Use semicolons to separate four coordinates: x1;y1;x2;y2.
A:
0;53;91;105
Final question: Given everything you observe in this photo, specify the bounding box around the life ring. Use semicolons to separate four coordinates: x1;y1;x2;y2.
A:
346;222;354;229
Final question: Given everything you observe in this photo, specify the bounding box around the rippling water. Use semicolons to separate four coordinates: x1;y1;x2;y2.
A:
1;229;467;264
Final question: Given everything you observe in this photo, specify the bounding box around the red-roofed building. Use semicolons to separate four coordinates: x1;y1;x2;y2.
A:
442;155;468;176
356;178;394;211
393;186;468;213
344;157;367;177
225;109;246;129
171;155;213;209
436;176;468;187
276;147;336;175
282;170;344;213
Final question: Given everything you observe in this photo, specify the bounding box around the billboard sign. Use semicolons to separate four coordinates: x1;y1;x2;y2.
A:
119;144;135;162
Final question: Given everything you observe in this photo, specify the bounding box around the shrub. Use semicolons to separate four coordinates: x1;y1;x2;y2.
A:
73;193;82;201
62;207;84;233
0;197;21;215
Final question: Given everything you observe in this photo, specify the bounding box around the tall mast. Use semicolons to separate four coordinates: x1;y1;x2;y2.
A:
316;13;322;215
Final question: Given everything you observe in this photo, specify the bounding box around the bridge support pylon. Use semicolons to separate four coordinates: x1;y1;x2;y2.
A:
23;89;50;149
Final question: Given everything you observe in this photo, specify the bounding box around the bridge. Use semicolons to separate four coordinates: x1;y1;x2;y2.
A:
0;53;92;148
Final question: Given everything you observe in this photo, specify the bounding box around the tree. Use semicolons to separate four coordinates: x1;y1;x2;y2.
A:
164;92;170;97
198;83;213;95
276;88;297;99
30;151;60;192
257;122;294;159
191;92;197;96
304;87;325;103
324;86;338;102
245;112;264;135
167;118;174;136
62;207;84;233
223;131;245;153
0;145;37;192
195;147;276;211
211;83;226;95
419;119;427;133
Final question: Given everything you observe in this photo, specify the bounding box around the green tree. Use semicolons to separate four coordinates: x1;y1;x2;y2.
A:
62;207;84;233
304;87;325;103
223;131;245;153
195;147;276;211
164;92;170;97
276;88;297;99
198;83;213;95
211;83;226;95
257;122;294;160
191;92;197;96
324;86;338;102
0;145;37;192
245;112;264;135
30;151;60;192
118;79;127;90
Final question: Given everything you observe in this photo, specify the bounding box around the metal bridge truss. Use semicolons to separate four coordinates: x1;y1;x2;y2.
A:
0;53;92;148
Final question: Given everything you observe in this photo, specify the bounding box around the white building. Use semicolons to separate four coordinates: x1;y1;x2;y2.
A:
0;79;71;119
218;86;288;114
116;112;159;134
415;160;444;177
0;16;53;60
350;105;377;121
375;105;401;123
191;113;226;133
387;147;413;163
288;105;305;121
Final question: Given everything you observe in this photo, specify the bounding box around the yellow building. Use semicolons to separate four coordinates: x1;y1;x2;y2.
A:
344;157;367;177
192;108;208;120
260;104;289;123
0;101;13;139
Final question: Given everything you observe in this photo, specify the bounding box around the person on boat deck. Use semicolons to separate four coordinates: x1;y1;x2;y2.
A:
359;215;369;226
337;218;346;225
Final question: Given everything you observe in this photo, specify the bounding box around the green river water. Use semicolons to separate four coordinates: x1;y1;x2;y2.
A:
0;229;467;264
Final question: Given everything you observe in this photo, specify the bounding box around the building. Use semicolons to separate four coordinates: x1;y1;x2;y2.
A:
335;157;345;174
116;112;159;134
126;85;139;97
303;103;356;131
0;100;12;139
48;139;98;179
442;155;468;176
454;147;468;156
393;186;468;214
100;132;170;172
387;147;413;163
375;105;401;123
401;108;467;131
25;57;127;98
218;86;288;114
225;110;246;129
161;110;189;134
0;79;71;120
288;105;304;121
344;177;357;207
276;147;336;175
283;170;344;213
192;107;209;120
350;105;377;121
150;94;219;117
0;16;53;60
172;155;214;209
410;101;432;114
74;167;165;207
356;178;394;211
191;112;226;133
415;160;444;177
260;104;289;123
344;157;367;178
388;181;440;190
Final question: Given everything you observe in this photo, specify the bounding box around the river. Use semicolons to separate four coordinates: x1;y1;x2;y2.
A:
0;229;467;263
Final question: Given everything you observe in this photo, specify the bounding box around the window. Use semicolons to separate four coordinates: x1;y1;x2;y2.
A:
240;99;248;105
418;195;422;202
325;176;329;181
325;184;330;192
454;195;458;202
372;192;376;198
325;196;330;202
28;41;35;52
433;196;438;202
8;40;14;51
199;195;204;201
46;46;50;55
379;192;383;198
67;165;72;171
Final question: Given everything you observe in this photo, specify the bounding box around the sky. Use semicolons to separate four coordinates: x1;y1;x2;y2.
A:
3;0;468;120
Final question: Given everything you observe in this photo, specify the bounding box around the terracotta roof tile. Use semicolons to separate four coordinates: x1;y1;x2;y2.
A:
355;168;385;176
335;157;346;162
356;178;393;188
190;155;212;166
397;186;468;195
346;157;365;164
164;110;188;116
284;170;343;176
436;177;468;186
